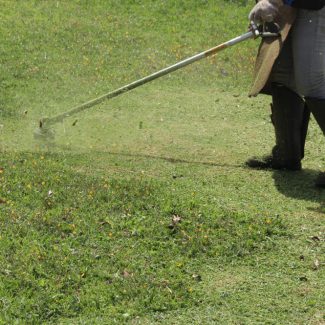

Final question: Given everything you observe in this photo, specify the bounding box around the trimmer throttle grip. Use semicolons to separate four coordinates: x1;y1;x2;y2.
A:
250;21;280;38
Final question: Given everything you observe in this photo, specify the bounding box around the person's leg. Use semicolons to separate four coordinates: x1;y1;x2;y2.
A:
246;33;310;170
292;8;325;187
304;98;325;187
270;83;308;169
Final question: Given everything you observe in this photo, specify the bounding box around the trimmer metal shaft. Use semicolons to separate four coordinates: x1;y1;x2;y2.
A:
36;23;280;142
38;29;257;130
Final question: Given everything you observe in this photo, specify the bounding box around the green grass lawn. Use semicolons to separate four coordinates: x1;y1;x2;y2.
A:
1;1;324;324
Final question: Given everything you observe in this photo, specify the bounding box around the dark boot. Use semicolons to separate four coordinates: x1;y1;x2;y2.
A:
246;83;310;171
305;97;325;188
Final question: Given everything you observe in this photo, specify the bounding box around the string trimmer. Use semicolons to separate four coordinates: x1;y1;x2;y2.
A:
34;23;278;143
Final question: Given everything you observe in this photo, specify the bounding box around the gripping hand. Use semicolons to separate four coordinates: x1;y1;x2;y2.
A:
249;0;283;24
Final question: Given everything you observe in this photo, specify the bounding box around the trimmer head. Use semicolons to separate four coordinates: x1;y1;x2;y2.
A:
33;118;55;145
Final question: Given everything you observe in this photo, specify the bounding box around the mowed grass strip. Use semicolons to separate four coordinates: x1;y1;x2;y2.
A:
0;0;256;120
0;152;287;323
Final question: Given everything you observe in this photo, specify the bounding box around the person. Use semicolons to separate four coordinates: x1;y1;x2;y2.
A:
247;0;325;188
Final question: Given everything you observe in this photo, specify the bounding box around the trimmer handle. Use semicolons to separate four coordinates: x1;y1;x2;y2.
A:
250;21;281;38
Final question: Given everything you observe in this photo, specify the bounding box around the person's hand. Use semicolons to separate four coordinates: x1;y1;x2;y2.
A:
249;0;283;24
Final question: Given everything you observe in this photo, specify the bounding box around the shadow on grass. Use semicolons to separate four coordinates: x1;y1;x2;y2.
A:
272;169;325;213
104;151;243;168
